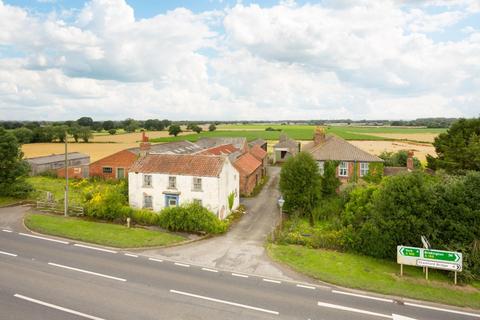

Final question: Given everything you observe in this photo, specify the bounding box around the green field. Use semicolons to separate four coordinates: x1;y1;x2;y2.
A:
150;125;446;143
268;244;480;309
25;214;185;248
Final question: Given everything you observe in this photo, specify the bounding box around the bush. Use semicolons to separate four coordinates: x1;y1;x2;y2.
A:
130;208;159;225
84;183;128;221
157;203;226;234
108;129;117;135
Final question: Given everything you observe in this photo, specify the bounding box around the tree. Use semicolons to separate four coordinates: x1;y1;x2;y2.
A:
428;118;480;173
168;124;182;137
380;150;421;169
192;125;203;134
31;126;55;143
208;124;217;132
108;129;117;135
68;125;81;142
102;120;115;131
322;161;341;195
161;119;171;128
52;125;68;142
12;127;33;144
79;127;93;143
0;128;32;198
76;117;93;127
279;152;322;225
144;119;164;131
92;121;103;132
123;118;138;133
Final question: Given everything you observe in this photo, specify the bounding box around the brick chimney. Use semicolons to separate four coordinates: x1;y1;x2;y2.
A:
140;131;150;156
407;150;414;171
314;127;326;145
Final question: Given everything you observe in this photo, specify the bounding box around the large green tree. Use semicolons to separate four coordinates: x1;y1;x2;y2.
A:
427;118;480;172
279;152;322;225
168;124;182;137
0;128;32;198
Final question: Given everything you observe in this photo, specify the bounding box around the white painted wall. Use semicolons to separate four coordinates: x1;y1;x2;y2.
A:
128;159;240;220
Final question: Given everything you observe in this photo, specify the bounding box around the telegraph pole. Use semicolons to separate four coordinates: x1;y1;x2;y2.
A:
64;131;68;217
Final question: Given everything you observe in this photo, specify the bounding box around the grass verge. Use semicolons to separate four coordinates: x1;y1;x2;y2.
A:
267;244;480;309
25;213;185;248
0;197;21;207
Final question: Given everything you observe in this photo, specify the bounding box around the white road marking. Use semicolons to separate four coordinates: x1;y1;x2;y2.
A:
201;267;218;273
124;253;138;258
317;301;392;319
19;233;69;244
2;229;12;233
296;284;316;290
14;294;105;320
174;262;190;268
170;289;279;315
73;244;117;254
48;262;126;282
232;273;249;278
0;250;17;257
404;302;480;318
392;314;417;320
148;257;163;263
263;278;281;284
332;290;393;303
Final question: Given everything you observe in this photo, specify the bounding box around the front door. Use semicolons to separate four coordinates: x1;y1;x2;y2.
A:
165;194;179;207
117;168;125;179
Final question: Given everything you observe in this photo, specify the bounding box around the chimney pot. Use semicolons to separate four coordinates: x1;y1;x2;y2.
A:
407;150;414;171
314;127;326;145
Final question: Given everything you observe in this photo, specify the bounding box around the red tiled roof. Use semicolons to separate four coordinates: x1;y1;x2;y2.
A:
233;152;261;176
130;154;226;177
249;145;267;160
199;144;239;156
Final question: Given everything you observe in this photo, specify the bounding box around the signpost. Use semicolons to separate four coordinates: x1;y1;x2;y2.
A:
397;246;462;284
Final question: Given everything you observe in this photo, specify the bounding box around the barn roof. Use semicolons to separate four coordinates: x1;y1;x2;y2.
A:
25;152;89;165
233;152;262;176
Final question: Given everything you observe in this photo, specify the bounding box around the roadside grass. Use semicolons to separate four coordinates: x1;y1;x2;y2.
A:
25;213;185;248
267;244;480;309
0;197;20;207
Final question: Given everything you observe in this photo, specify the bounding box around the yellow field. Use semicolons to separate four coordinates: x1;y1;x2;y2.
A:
365;133;438;143
349;140;436;162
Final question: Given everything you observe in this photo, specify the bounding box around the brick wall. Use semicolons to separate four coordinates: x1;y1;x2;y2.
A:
239;165;263;196
89;149;138;179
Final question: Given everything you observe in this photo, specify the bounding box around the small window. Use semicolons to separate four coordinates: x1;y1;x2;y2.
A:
102;167;113;174
143;195;153;209
143;174;152;187
317;161;325;175
193;199;202;206
360;162;369;177
168;176;176;189
339;162;348;177
193;177;202;191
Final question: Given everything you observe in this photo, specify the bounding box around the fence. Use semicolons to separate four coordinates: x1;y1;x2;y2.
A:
36;201;84;216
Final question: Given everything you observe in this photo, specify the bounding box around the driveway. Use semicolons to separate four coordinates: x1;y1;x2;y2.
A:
0;204;30;231
140;166;295;279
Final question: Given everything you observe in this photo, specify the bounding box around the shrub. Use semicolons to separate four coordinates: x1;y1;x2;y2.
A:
130;208;159;225
157;203;226;234
84;184;128;221
108;129;117;135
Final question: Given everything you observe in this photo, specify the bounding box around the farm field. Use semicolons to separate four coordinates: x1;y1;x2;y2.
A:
350;140;436;162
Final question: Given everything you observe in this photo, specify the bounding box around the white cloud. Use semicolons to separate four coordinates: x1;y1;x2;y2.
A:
0;0;479;120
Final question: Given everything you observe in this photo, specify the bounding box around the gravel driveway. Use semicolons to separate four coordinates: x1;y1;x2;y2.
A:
139;166;295;279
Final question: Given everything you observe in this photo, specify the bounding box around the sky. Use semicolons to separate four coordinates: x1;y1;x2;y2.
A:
0;0;479;121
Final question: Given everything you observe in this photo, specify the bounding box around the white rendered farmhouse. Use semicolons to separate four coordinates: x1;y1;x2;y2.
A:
128;154;240;220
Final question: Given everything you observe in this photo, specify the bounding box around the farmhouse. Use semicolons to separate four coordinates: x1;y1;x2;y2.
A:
25;152;90;178
303;128;383;182
128;154;240;219
273;134;300;163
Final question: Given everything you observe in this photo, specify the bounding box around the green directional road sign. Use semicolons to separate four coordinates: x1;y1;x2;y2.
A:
399;247;420;257
423;250;460;262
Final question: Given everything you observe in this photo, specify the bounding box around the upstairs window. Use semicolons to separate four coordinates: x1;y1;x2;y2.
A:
168;176;177;189
339;162;348;177
360;162;369;177
193;177;202;191
143;174;152;187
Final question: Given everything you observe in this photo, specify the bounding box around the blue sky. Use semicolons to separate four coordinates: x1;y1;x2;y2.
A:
0;0;479;120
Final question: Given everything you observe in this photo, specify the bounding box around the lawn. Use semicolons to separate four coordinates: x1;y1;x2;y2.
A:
27;176;86;205
25;214;185;248
268;244;480;309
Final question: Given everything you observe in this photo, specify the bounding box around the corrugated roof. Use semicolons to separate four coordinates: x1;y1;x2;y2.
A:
274;134;299;150
130;154;226;177
250;145;267;160
25;152;89;164
304;135;383;162
249;138;266;147
196;137;247;151
233;152;261;176
128;141;202;155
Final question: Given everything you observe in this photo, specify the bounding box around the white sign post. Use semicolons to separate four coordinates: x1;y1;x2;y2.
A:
397;246;462;285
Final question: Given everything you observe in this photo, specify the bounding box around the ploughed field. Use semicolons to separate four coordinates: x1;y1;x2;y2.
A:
22;125;444;162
